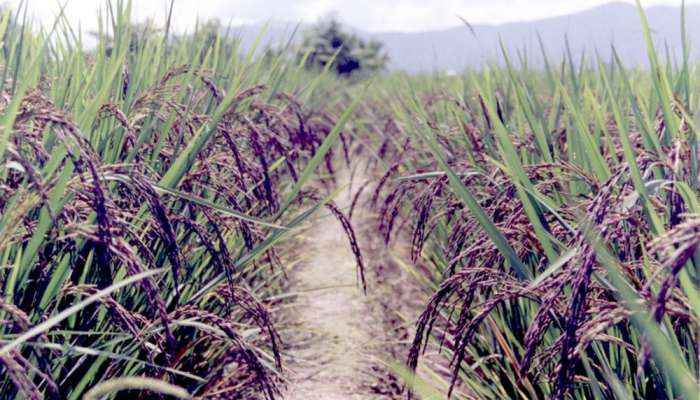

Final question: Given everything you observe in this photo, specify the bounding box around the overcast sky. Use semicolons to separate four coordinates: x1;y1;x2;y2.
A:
2;0;696;32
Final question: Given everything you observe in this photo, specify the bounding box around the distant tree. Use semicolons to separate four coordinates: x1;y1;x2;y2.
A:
299;19;388;77
178;18;240;61
192;18;224;51
90;19;160;56
93;17;229;59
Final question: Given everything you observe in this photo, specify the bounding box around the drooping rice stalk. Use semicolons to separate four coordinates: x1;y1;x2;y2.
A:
0;1;363;398
368;2;700;398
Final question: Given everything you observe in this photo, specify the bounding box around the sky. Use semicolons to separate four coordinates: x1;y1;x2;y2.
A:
2;0;696;33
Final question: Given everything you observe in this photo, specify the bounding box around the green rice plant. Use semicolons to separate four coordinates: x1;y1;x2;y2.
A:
0;1;363;398
7;0;700;398
368;2;700;398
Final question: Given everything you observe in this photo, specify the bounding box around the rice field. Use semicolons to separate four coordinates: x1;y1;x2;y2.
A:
2;0;700;399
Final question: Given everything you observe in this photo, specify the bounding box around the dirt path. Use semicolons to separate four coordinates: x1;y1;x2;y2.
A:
282;166;395;400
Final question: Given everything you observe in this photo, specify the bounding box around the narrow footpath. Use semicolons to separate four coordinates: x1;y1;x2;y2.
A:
282;165;383;399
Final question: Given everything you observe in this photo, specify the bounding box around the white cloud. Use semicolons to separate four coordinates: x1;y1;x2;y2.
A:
2;0;696;33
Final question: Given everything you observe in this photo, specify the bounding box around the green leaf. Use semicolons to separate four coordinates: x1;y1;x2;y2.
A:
83;377;191;400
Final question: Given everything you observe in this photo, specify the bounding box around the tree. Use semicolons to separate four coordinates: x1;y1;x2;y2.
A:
299;19;388;77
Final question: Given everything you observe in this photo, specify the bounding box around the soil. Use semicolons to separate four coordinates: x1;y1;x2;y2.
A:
281;163;428;399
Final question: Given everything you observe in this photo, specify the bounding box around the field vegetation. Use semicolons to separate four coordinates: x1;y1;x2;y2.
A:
1;0;700;399
0;1;361;398
368;4;700;398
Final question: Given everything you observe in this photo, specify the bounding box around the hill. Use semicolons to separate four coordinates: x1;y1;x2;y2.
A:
235;2;698;72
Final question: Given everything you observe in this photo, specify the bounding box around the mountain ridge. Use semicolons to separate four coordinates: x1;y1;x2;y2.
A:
234;2;699;72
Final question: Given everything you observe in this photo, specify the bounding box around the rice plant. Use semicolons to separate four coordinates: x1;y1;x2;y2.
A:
0;1;362;398
5;0;700;399
368;2;700;398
